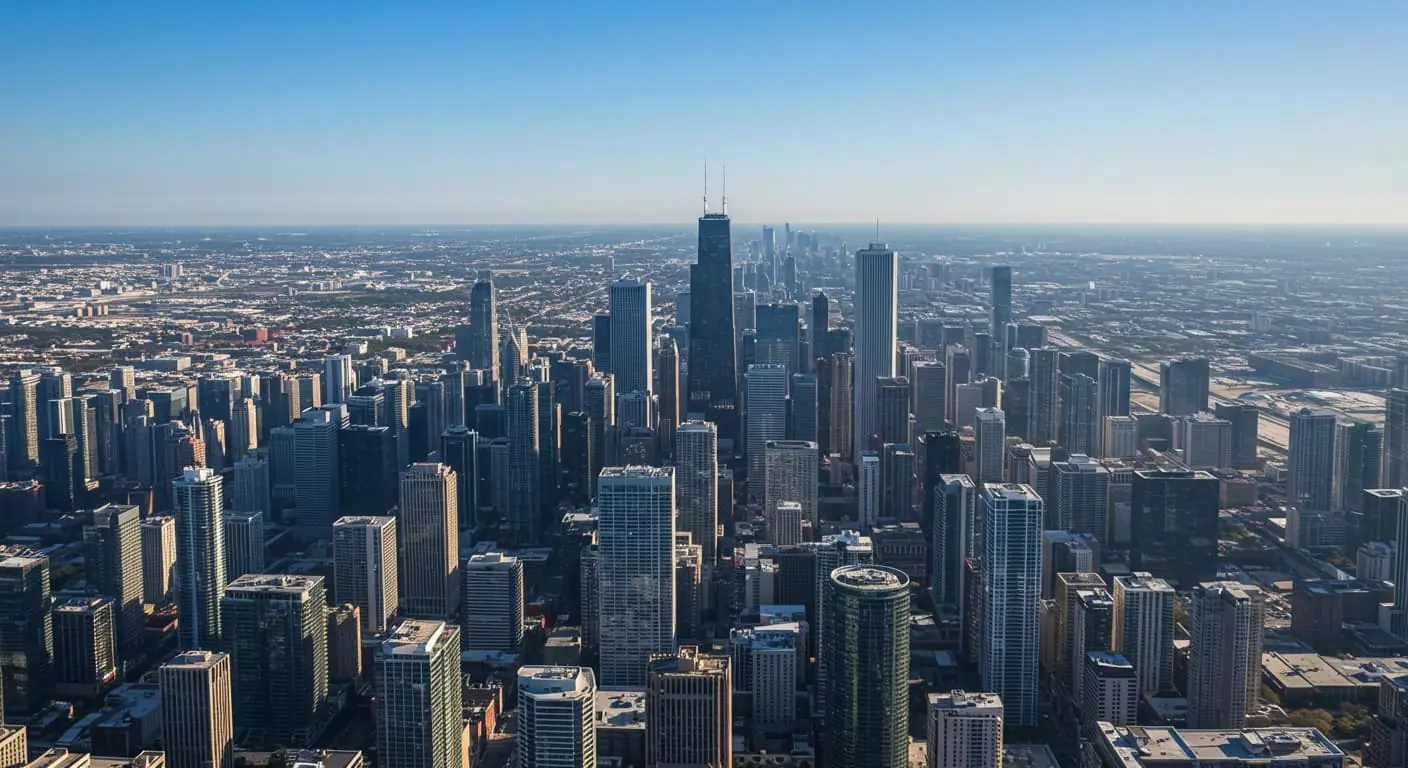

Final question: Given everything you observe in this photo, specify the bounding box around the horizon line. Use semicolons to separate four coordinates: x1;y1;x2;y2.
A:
3;220;1408;230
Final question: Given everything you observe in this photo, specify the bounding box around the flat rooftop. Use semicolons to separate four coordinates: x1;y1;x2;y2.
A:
382;619;449;655
1096;724;1343;766
832;564;909;590
518;666;595;697
225;573;323;595
332;515;395;527
595;687;646;729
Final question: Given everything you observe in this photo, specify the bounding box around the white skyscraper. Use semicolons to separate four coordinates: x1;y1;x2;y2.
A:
853;243;899;460
1111;572;1176;695
1186;581;1265;729
323;354;355;405
1180;414;1233;470
980;483;1043;728
974;408;1006;484
763;439;819;527
746;364;789;489
1104;415;1138;459
858;451;881;528
675;421;719;563
597;466;676;686
376;620;463;768
608;280;654;396
332;515;399;633
173;467;226;650
517;666;598;768
926;691;1003;768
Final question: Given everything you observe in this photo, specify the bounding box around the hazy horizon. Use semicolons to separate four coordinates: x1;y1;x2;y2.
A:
4;2;1405;227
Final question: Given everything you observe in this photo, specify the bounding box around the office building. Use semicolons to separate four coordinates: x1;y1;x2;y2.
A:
465;276;500;375
83;503;144;663
231;453;270;516
376;620;463;768
323;355;355;405
658;338;681;458
325;604;362;683
0;547;53;716
1180;414;1233;470
1096;358;1132;455
675;421;719;564
1288;408;1338;512
173;467;226;650
222;510;265;580
332;516;398;633
926;691;1003;768
991;266;1012;342
980;484;1043;727
1092;725;1344;768
875;376;910;446
854;243;899;461
517;666;597;768
398;463;460;619
1186;581;1265;729
790;372;818;443
763;439;819;527
141;515;176;606
645;647;731;768
293;408;341;529
160;651;234;768
1029;348;1061;446
828;353;855;464
1105;416;1138;459
221;574;328;744
1083;652;1138;729
1215;402;1261;470
858;451;881;528
823;565;911;768
1130;469;1220;587
463;553;524;652
440;426;479;529
932;474;976;608
746;363;788;488
913;362;949;433
1336;421;1382;513
338;425;398;516
974;408;1005;484
1051;455;1111;540
1059;373;1099;456
597;466;676;686
687;210;739;444
755;302;801;376
609;280;654;395
1112;572;1176;695
1159;357;1210;416
1386;389;1408;488
504;380;541;543
729;623;800;735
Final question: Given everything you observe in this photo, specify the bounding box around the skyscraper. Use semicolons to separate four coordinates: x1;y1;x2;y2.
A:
1214;402;1260;470
1112;572;1176;695
745;363;788;489
823;565;911;768
913;362;948;433
463;553;524;652
755;302;801;376
220;574;328;744
763;439;819;528
1287;408;1338;512
505;380;541;543
645;647;731;768
1159;357;1210;416
83;503;144;664
323;354;355;405
1059;373;1098;455
338;424;398;516
232;453;270;516
854;243;899;461
440;426;479;529
1082;652;1139;731
0;546;54;716
658;338;681;458
789;372;819;443
398;463;460;619
932;474;976;608
991;266;1012;343
687;210;739;443
829;352;855;464
1386;389;1408;488
1096;358;1132;456
597;466;676;686
141;515;176;606
926;691;1003;768
1336;421;1381;513
875;376;911;447
1051;455;1111;540
6;371;40;473
858;451;881;528
1130;469;1220;587
1029;348;1061;446
332;515;398;633
1180;414;1233;470
1186;581;1265;729
608;280;654;395
980;483;1043;727
160;651;234;768
466;276;501;376
376;620;463;768
517;666;598;768
173;467;226;650
974;408;1006;484
293;408;341;529
222;510;265;580
675;421;719;564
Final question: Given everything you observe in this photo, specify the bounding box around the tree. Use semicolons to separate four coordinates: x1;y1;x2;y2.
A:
1287;708;1335;737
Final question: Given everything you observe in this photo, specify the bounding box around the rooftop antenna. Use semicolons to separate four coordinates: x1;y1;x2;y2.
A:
876;218;880;242
703;161;708;215
722;165;727;215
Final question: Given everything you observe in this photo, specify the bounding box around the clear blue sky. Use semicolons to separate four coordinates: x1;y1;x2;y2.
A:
2;1;1405;226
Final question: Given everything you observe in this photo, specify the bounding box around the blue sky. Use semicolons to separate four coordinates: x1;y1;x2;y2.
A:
2;1;1405;225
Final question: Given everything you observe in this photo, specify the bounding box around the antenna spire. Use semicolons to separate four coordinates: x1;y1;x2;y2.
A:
721;165;727;215
703;161;708;215
876;218;880;242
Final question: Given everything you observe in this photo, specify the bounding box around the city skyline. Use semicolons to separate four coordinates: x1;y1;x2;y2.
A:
3;3;1406;226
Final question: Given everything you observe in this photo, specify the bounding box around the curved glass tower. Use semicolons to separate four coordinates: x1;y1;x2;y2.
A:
823;564;910;768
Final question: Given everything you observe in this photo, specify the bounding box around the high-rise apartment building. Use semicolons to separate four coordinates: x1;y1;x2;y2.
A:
160;651;234;768
875;376;911;446
1096;358;1132;456
1288;408;1338;512
221;510;265;580
829;353;855;464
597;466;676;686
173;467;226;650
1028;348;1061;446
293;408;341;529
1215;402;1261;470
463;553;524;652
645;646;732;768
980;483;1043;727
504;380;541;543
675;421;719;564
991;266;1012;343
974;408;1006;484
913;362;949;433
83;503;144;663
1082;652;1139;730
1051;455;1111;540
220;574;328;744
763;440;819;528
932;474;977;608
854;243;899;461
141;515;176;606
376;620;463;768
398;463;460;619
1111;572;1176;695
332;515;398;633
926;691;1003;768
746;363;789;489
1060;373;1099;456
1186;581;1265;729
517;666;598;768
0;547;54;716
323;354;355;405
465;276;501;376
823;565;911;768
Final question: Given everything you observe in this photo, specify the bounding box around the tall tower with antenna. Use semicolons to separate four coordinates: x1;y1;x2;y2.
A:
687;165;739;449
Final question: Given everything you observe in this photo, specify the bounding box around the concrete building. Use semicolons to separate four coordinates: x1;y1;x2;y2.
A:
1082;652;1138;730
140;516;176;606
398;463;460;619
1186;581;1265;729
597;466;676;686
463;553;524;652
674;421;719;563
1111;572;1176;695
1051;455;1111;541
1288;408;1338;512
926;691;1003;768
853;243;899;461
745;364;789;492
763;439;819;527
331;516;398;633
375;621;463;768
645;646;731;768
974;408;1006;485
517;666;597;768
729;623;801;736
83;503;144;664
159;651;234;768
222;510;264;580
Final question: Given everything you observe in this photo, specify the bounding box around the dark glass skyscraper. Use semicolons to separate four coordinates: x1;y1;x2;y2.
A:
991;265;1012;340
687;212;739;445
